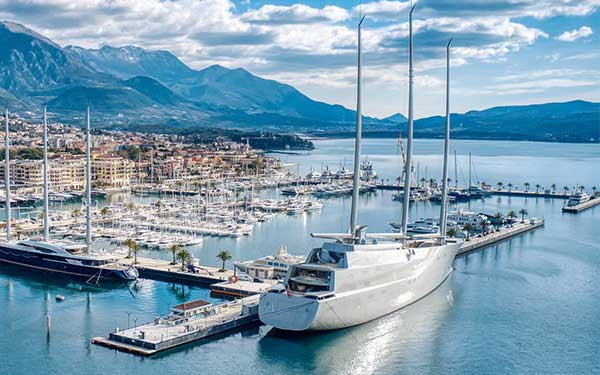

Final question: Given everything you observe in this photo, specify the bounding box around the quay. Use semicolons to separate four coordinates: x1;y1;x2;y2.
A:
457;218;544;256
490;190;569;199
210;279;278;298
562;197;600;213
124;257;235;285
92;295;260;356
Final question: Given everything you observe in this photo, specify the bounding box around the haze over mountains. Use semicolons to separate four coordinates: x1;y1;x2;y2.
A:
0;20;598;143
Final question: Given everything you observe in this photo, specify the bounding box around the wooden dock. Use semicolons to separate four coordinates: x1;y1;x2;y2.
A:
457;219;544;256
561;197;600;213
490;190;568;199
92;295;260;356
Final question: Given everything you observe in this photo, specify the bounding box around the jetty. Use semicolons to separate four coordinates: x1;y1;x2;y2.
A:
490;189;569;199
210;279;278;298
125;257;234;285
457;218;544;256
562;197;600;213
92;295;260;356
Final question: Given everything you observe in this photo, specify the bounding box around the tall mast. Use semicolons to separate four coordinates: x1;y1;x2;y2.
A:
349;15;365;234
469;152;472;188
454;150;458;189
400;4;416;236
85;105;92;252
439;39;452;241
4;108;10;241
42;106;49;241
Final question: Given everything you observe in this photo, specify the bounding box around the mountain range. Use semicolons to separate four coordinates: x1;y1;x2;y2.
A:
0;20;598;143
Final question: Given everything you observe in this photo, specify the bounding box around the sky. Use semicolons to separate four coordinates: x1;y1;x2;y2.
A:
0;0;598;118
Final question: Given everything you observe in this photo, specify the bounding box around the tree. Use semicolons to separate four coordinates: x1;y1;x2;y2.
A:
524;182;530;192
101;206;109;217
508;183;513;192
535;184;540;193
216;250;232;272
132;243;141;264
507;210;516;222
494;212;503;223
593;186;597;196
497;182;503;191
168;243;183;265
518;208;528;223
463;223;474;241
176;249;192;271
551;184;556;193
125;238;136;259
563;186;569;195
446;228;457;237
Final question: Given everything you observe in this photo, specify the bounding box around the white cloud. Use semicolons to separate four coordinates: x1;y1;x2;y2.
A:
242;4;349;24
556;26;593;42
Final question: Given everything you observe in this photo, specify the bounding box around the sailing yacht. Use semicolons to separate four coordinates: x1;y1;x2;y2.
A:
0;106;138;281
258;8;462;330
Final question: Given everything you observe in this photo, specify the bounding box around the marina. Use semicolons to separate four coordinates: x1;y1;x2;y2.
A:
562;196;600;213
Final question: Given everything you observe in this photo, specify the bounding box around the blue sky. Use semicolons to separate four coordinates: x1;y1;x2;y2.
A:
0;0;598;118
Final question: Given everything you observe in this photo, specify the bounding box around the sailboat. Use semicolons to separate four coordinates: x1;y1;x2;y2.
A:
0;106;138;281
258;8;463;330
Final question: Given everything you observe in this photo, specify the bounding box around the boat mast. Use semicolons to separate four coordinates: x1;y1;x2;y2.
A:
439;39;452;242
85;105;92;252
4;108;10;241
469;152;472;188
43;106;49;241
349;14;365;235
454;150;458;189
400;4;416;236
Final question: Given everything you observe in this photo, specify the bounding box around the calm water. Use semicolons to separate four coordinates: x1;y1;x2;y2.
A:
1;139;599;374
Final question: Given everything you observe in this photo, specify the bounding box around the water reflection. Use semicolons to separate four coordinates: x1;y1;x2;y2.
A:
258;279;455;375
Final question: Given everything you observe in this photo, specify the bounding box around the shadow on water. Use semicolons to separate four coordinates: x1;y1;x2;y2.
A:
257;279;456;374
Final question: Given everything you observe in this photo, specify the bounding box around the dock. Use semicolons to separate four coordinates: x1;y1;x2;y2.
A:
92;295;260;356
561;197;600;213
457;218;544;256
125;257;235;285
210;279;278;297
489;190;568;199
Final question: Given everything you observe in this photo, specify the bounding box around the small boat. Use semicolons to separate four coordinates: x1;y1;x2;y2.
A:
55;295;65;302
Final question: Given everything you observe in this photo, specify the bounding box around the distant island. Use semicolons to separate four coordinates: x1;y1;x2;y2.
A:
0;21;598;144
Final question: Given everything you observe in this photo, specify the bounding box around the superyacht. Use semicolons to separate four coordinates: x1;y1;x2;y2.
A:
259;8;462;330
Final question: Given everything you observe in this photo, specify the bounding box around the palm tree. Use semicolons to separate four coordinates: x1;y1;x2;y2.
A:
507;210;516;222
125;238;136;259
446;228;457;237
463;223;473;241
563;186;569;195
216;250;232;272
550;184;556;193
518;208;528;223
535;184;540;193
101;206;109;217
497;182;503;191
593;186;597;196
494;212;503;223
176;249;192;271
168;243;182;265
524;182;530;192
507;183;513;192
132;243;141;264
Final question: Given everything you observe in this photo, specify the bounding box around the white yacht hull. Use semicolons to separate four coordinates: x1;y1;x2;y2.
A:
259;241;461;331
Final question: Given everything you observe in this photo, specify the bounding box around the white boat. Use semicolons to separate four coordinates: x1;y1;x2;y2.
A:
235;245;304;280
259;10;462;331
567;192;591;207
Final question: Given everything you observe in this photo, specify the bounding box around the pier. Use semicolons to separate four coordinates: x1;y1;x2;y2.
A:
210;279;278;297
457;218;544;256
490;189;569;199
92;295;260;356
561;197;600;213
124;257;234;285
